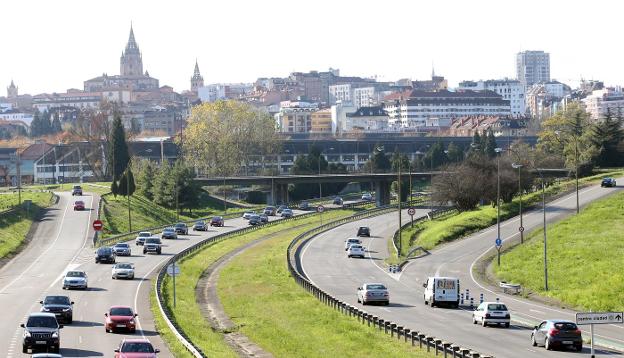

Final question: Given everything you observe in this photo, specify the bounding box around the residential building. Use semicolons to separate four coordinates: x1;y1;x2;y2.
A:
310;109;332;133
344;106;389;132
33;91;102;112
458;79;525;115
274;100;318;133
412;74;448;91
330;102;357;134
448;116;531;138
329;85;382;108
0;109;34;127
197;83;253;102
582;87;624;120
525;81;571;120
383;90;511;129
516;50;550;86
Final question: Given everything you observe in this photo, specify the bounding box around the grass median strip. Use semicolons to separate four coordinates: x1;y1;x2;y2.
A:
218;217;434;357
494;190;624;311
157;211;354;357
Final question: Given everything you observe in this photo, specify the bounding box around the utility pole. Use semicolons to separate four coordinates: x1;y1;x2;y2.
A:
127;166;132;232
397;160;402;256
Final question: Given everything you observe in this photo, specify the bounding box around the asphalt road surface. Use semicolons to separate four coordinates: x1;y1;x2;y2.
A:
0;192;303;357
301;181;624;357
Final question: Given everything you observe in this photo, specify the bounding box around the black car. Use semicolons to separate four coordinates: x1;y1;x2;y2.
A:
531;320;582;351
71;185;82;196
357;226;370;237
95;246;116;264
601;177;617;187
40;296;74;323
21;313;63;354
173;223;188;235
333;196;343;205
276;205;288;214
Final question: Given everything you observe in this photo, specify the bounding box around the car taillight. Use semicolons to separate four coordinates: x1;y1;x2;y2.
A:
574;329;582;335
548;328;560;336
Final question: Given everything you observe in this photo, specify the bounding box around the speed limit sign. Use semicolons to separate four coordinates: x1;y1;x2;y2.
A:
519;226;524;232
317;205;325;213
407;208;416;216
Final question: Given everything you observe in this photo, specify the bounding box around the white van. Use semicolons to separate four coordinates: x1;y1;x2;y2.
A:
423;276;460;308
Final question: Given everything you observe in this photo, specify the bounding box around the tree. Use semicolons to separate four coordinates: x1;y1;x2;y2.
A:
467;131;482;157
30;110;42;137
590;109;624;167
108;113;130;196
484;128;498;158
172;161;202;214
423;142;447;169
364;145;391;173
135;159;155;200
289;145;346;200
446;142;463;163
51;112;63;133
153;163;174;208
111;180;119;198
180;100;280;177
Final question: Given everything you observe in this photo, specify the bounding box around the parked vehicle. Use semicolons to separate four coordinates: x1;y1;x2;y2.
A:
531;320;583;351
112;262;135;280
21;313;62;354
71;185;82;196
112;243;131;256
210;216;224;227
192;220;207;231
135;231;151;246
73;200;85;211
114;338;160;358
143;237;162;255
280;208;293;218
95;246;116;264
40;296;73;323
423;276;460;308
161;227;177;240
344;238;362;251
472;302;510;327
347;244;366;258
173;222;188;235
263;206;277;216
105;306;137;333
356;226;370;237
242;211;256;220
357;283;389;305
62;270;88;290
601;177;617;187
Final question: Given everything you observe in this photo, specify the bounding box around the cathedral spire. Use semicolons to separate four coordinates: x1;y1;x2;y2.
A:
126;23;139;52
191;59;204;93
193;59;201;76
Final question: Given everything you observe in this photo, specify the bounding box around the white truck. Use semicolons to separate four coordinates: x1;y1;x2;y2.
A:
423;276;460;308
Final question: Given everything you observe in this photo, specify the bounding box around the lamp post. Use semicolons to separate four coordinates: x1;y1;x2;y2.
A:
397;159;402;256
537;169;548;291
512;163;524;244
495;147;503;266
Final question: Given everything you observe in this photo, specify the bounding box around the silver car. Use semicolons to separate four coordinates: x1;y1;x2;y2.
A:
357;283;389;305
112;243;131;256
112;262;135;280
135;231;151;246
62;270;88;290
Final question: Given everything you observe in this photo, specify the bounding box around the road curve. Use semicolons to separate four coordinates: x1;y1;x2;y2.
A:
301;182;624;357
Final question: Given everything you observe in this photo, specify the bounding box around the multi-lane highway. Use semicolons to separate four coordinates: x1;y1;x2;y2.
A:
0;191;302;357
301;181;624;357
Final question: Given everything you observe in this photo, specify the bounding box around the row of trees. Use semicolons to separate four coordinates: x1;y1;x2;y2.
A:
30;110;63;137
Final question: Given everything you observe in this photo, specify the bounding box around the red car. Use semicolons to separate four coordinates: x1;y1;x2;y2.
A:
105;306;137;333
114;338;160;358
73;200;85;211
210;216;224;227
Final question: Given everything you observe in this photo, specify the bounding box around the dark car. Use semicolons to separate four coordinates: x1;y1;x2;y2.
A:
333;196;343;205
40;296;74;323
260;214;269;223
161;227;178;240
357;226;370;237
276;205;288;214
173;223;188;235
298;201;310;210
531;320;583;351
210;216;224;227
21;313;62;354
95;246;116;264
71;185;83;196
143;237;162;255
193;220;207;231
601;177;617;187
73;200;85;211
248;215;262;226
281;208;293;218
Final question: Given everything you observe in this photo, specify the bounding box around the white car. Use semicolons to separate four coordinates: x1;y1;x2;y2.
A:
357;283;389;305
361;193;373;201
347;244;366;258
135;231;151;246
242;211;256;220
62;270;88;290
112;262;135;280
472;302;510;327
344;238;362;251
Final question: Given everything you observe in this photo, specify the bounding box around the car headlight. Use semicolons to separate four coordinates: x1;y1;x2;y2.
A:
23;331;31;337
129;319;135;324
63;308;71;312
52;332;59;338
42;307;50;312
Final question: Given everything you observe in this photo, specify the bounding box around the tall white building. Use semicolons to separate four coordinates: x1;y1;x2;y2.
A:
329;84;382;108
458;79;525;115
516;51;550;86
582;88;624;120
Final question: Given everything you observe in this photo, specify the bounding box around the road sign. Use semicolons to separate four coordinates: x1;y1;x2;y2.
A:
495;238;502;247
317;205;325;213
576;312;623;325
92;220;103;231
519;226;525;232
167;264;181;276
407;208;416;216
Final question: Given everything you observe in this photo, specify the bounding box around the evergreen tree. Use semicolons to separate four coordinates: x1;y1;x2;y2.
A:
154;163;174;208
117;167;136;197
423;142;447;169
590;109;624;167
173;161;201;214
51;112;63;133
484;128;498;158
446;142;464;162
30;110;42;137
41;110;52;136
136;159;155;200
111;180;119;198
108;114;130;181
467;131;482;156
365;144;391;173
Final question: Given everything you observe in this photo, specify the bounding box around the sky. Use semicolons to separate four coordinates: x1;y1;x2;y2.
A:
1;0;623;95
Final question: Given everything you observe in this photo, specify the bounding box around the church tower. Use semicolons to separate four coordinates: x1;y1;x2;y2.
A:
7;80;18;99
120;24;144;77
191;60;204;93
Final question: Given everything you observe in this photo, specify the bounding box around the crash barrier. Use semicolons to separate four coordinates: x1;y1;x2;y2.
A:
154;204;371;357
288;207;494;358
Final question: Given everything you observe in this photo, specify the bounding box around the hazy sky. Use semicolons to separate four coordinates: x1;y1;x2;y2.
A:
2;0;622;95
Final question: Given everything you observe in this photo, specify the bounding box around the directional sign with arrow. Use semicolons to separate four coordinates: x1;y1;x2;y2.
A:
576;311;624;325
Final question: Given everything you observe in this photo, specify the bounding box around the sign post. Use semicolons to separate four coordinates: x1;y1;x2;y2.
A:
317;205;325;225
407;207;416;228
495;238;502;266
576;311;623;357
167;262;181;308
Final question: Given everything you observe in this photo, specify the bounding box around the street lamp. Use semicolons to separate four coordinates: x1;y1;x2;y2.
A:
554;130;579;214
495;147;503;266
536;169;548;291
512;163;524;244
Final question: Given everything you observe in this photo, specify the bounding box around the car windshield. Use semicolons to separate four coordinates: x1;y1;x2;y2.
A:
75;201;84;205
115;243;129;248
44;296;70;305
348;239;360;243
554;322;578;330
110;307;134;316
146;238;160;244
98;248;112;254
66;271;85;278
174;223;185;228
139;232;151;237
164;228;174;232
212;217;222;220
366;284;387;290
116;263;133;269
196;221;205;224
27;316;58;328
121;342;155;353
73;186;81;189
487;304;508;311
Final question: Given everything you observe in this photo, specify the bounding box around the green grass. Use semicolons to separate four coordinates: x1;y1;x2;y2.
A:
150;284;194;358
158;211;353;357
217;214;434;357
0;191;54;211
0;191;54;259
395;169;624;256
494;191;624;311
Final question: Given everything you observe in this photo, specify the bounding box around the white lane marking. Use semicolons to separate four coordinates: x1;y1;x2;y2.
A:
79;335;83;344
0;193;71;294
529;309;544;314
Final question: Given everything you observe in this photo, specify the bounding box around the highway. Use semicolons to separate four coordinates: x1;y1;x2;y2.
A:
0;191;304;357
301;181;624;357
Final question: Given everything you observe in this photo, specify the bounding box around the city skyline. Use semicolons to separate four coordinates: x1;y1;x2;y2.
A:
2;0;623;95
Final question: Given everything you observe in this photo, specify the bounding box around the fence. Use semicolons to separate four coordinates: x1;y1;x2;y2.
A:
287;207;494;358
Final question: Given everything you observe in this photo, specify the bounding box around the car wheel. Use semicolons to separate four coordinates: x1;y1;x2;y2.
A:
472;315;477;324
545;338;552;350
430;300;435;308
131;328;136;333
68;316;73;324
362;300;366;305
575;344;582;352
130;275;135;280
481;318;487;327
531;334;537;346
504;323;510;328
112;276;116;279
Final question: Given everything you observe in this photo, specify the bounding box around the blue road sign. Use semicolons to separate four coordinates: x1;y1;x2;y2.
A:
495;238;502;247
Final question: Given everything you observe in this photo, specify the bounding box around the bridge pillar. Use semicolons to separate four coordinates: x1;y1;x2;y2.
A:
275;183;289;205
374;180;391;207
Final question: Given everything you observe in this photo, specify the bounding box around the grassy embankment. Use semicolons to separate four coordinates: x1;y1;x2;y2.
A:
156;210;433;357
0;191;54;259
394;170;624;257
494;190;624;311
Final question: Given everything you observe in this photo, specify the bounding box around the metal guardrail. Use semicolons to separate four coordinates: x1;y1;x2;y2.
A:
287;207;494;358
